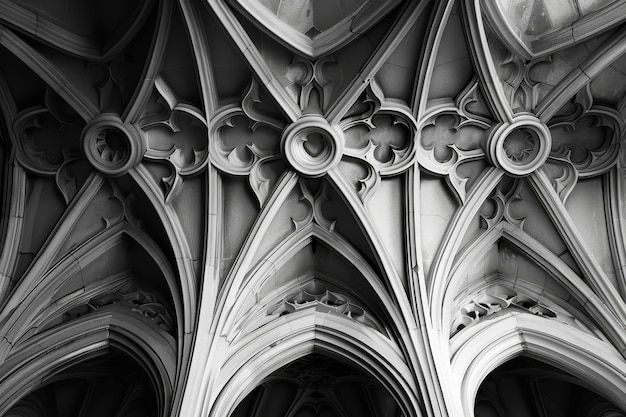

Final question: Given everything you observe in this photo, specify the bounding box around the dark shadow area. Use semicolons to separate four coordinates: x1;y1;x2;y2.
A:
475;356;625;417
232;353;405;417
3;349;159;417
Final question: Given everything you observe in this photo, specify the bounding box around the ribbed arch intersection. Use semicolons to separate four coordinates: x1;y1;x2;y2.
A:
1;0;626;416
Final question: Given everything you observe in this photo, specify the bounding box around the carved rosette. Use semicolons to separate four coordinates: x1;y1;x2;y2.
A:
82;114;145;177
488;115;551;177
281;115;343;177
208;76;420;203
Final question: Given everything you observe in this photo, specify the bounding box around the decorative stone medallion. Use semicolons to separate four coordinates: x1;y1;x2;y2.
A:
488;115;551;176
281;116;343;177
82;114;146;176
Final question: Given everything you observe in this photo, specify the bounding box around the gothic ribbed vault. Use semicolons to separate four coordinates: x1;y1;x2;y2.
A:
0;0;626;416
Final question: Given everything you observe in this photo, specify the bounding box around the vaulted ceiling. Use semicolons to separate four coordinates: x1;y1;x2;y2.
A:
0;0;625;416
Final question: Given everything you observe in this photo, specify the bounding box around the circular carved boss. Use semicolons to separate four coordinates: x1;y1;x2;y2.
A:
488;115;551;177
82;114;146;176
281;116;344;177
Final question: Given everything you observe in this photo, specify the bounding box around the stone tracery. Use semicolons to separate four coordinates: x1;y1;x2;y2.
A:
0;0;625;417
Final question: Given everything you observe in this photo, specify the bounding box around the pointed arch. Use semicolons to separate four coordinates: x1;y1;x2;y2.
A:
220;222;408;342
450;312;626;417
209;310;422;417
415;0;465;117
0;220;184;365
0;307;175;417
435;221;626;356
0;172;106;322
124;0;174;122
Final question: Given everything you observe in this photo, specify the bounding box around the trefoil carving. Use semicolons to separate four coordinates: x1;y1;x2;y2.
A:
286;55;341;112
89;288;174;334
451;286;557;337
340;80;418;201
209;79;285;206
13;88;88;204
480;179;526;230
268;282;385;333
140;77;209;200
291;179;336;231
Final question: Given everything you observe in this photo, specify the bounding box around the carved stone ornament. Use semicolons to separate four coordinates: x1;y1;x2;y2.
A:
541;85;624;201
140;77;209;199
480;179;526;230
488;114;551;177
82;114;146;177
450;286;557;337
14;107;82;176
210;83;284;169
341;81;418;177
286;55;342;112
291;179;336;231
268;281;384;333
418;79;492;202
418;75;623;203
89;289;175;334
548;85;623;177
281;115;344;177
13;104;87;204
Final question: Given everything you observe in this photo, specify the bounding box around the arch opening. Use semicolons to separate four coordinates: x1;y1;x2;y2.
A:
230;353;407;417
2;348;160;417
474;356;626;417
